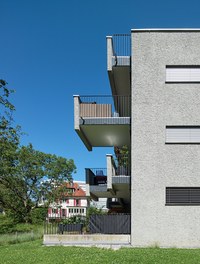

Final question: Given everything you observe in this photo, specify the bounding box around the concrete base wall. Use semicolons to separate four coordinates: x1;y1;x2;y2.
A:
43;234;131;248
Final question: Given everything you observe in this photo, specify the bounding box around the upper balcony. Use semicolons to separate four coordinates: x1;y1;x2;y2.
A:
107;34;131;96
74;95;131;151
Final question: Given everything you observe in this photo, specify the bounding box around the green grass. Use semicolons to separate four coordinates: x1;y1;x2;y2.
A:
0;225;43;245
1;240;200;264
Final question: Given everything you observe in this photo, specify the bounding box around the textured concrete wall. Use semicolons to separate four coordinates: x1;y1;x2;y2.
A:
131;31;200;247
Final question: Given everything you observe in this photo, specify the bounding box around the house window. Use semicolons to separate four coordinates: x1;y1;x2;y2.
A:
76;199;80;206
166;126;200;143
166;187;200;205
166;66;200;83
62;209;66;216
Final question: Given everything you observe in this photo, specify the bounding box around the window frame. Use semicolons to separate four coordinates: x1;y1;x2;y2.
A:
165;126;200;144
166;187;200;206
166;65;200;83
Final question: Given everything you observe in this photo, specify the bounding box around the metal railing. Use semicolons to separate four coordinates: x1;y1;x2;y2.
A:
79;95;131;120
85;168;107;186
113;34;131;56
112;34;131;66
44;213;131;235
112;154;131;176
44;213;86;235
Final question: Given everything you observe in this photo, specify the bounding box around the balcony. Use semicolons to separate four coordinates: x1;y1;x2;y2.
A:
107;34;131;96
74;95;131;151
85;154;131;210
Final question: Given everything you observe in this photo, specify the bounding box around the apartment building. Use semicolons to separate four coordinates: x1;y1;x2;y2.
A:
74;29;200;248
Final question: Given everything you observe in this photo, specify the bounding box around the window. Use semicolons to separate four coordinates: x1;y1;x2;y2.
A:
166;187;200;205
166;126;200;143
52;208;58;214
166;66;200;83
62;209;66;216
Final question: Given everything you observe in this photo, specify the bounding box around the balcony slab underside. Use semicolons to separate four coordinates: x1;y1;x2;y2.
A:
77;119;130;150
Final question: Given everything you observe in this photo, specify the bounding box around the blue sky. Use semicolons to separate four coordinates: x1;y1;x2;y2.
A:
1;0;200;181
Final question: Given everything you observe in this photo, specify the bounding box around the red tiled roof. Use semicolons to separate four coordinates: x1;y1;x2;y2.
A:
62;182;86;197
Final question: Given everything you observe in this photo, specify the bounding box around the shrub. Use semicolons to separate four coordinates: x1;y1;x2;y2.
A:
0;215;15;234
30;207;47;224
61;215;86;225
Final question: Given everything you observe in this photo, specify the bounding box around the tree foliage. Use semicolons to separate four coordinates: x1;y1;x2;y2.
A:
0;80;76;223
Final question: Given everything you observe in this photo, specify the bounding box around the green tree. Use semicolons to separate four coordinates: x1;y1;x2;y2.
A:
0;81;76;223
0;143;76;223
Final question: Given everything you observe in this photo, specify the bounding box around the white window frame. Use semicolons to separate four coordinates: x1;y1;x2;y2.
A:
166;126;200;143
166;66;200;83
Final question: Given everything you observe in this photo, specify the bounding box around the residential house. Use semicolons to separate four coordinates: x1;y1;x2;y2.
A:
74;29;200;248
48;182;88;219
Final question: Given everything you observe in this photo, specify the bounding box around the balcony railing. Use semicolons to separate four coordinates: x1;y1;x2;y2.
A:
107;34;131;68
107;154;131;189
44;213;131;235
112;153;131;176
78;95;131;122
85;168;107;186
86;154;131;189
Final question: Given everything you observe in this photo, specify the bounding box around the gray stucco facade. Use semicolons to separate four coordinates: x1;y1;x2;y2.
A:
131;30;200;247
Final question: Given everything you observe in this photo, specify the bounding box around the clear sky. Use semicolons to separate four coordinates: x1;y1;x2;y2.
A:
1;0;200;181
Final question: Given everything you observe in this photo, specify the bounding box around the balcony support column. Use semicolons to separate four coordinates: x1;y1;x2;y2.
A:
106;154;113;190
106;36;113;71
74;95;80;130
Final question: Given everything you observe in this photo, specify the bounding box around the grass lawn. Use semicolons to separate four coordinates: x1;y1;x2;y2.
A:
0;225;43;246
1;240;200;264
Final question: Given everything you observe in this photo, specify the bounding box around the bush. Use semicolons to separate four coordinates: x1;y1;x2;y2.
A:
0;215;15;234
61;215;86;225
30;207;47;224
0;215;37;234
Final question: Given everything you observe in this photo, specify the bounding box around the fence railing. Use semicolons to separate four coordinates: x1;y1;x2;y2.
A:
107;34;131;67
44;213;131;235
112;34;131;57
44;213;86;235
89;214;130;234
79;95;131;120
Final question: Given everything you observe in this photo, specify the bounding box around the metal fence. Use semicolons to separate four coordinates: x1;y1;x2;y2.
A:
89;214;130;234
44;214;86;235
44;213;131;235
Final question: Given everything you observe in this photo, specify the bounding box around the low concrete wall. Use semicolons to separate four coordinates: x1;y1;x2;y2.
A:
43;234;131;247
